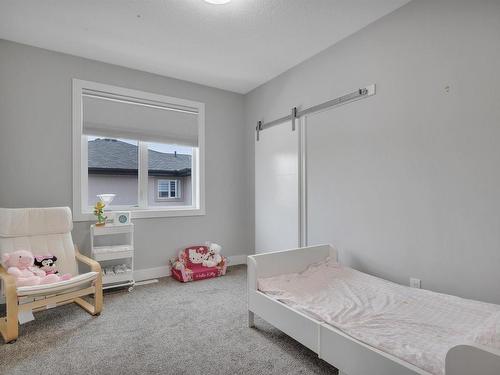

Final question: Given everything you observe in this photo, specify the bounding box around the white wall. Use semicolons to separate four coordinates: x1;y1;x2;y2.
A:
245;0;500;304
0;39;252;272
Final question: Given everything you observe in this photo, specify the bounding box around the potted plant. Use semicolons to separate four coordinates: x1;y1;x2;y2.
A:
93;194;115;226
93;201;107;226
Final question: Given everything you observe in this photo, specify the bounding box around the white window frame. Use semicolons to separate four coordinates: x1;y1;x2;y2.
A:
72;79;205;221
157;179;181;200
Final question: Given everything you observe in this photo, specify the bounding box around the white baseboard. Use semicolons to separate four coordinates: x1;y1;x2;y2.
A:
228;254;248;266
134;265;171;282
133;254;248;282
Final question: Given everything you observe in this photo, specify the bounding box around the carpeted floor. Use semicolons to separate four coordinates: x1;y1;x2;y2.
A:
0;265;337;374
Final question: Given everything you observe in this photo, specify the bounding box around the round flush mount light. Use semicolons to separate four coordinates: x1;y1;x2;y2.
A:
204;0;231;4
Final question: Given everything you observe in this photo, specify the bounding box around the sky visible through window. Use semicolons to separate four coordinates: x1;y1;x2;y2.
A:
88;136;193;155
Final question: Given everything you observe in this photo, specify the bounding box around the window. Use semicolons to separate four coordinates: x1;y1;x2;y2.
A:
73;79;205;220
157;179;180;200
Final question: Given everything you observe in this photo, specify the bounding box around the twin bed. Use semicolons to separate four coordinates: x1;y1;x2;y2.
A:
247;245;500;375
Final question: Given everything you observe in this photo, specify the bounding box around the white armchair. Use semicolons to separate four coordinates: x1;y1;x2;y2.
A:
0;207;102;343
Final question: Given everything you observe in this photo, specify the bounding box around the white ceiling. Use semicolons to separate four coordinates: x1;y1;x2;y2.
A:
0;0;410;94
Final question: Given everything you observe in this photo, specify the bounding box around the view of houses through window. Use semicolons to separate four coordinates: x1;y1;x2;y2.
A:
87;137;193;208
148;141;192;207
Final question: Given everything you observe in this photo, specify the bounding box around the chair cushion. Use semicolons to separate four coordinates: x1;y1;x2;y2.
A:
0;207;73;237
0;233;78;276
16;272;98;297
0;207;78;276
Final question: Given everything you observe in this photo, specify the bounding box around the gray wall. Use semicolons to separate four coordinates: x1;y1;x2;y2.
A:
245;0;500;303
0;39;252;270
2;0;500;303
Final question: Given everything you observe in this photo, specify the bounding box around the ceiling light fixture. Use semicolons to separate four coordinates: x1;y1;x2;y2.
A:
204;0;231;4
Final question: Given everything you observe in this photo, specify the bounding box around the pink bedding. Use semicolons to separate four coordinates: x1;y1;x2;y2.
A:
258;258;500;375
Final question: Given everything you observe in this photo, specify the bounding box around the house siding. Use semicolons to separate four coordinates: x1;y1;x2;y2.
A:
88;175;192;207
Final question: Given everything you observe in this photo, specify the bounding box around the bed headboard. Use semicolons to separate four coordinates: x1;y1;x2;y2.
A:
247;244;336;291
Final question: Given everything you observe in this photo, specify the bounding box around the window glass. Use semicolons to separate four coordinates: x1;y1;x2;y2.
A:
87;136;139;208
170;180;177;198
158;180;170;198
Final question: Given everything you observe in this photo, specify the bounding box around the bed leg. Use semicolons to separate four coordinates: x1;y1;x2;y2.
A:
248;310;255;328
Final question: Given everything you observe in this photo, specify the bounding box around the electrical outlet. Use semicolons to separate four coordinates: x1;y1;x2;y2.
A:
410;278;421;289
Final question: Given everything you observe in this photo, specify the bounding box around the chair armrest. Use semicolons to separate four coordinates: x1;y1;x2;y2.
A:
0;264;17;295
75;247;101;273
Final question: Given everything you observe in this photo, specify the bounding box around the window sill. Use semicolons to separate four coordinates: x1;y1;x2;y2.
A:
73;207;206;222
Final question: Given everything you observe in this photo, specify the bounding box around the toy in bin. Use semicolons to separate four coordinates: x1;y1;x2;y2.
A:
170;243;227;282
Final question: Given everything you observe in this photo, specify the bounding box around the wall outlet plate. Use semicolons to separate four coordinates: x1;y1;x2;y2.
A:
410;278;421;289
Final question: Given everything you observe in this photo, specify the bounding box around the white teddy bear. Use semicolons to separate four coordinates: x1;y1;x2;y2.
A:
202;243;223;268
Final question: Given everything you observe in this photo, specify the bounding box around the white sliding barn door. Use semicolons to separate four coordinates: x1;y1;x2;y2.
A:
255;122;299;253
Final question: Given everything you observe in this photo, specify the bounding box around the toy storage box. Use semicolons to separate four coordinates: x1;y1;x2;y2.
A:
171;246;227;283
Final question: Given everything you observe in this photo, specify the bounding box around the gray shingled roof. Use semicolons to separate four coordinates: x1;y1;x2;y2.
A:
88;138;191;176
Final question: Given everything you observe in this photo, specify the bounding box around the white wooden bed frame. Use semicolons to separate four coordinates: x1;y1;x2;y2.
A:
247;245;500;375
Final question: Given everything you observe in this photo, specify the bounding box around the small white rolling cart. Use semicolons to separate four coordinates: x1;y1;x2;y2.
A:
90;223;135;292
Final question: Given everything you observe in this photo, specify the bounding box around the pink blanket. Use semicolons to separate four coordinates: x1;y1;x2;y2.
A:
258;258;500;375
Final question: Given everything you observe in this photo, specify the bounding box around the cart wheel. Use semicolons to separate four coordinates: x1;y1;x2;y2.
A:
128;286;134;292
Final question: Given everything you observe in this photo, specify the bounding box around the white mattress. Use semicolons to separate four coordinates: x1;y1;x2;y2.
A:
258;258;500;375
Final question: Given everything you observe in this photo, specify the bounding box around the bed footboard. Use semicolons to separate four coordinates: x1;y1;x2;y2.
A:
445;344;500;375
247;244;336;292
247;245;336;350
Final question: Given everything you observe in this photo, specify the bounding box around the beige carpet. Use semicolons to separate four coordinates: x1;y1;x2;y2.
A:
0;265;337;374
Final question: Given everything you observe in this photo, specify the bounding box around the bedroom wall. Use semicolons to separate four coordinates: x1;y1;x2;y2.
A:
0;40;252;274
245;0;500;303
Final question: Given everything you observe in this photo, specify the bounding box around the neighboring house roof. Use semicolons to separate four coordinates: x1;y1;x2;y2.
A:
88;138;191;177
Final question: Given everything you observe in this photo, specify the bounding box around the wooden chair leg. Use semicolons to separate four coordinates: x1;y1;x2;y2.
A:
74;247;103;316
74;276;103;316
93;275;103;315
74;297;97;315
0;283;19;343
